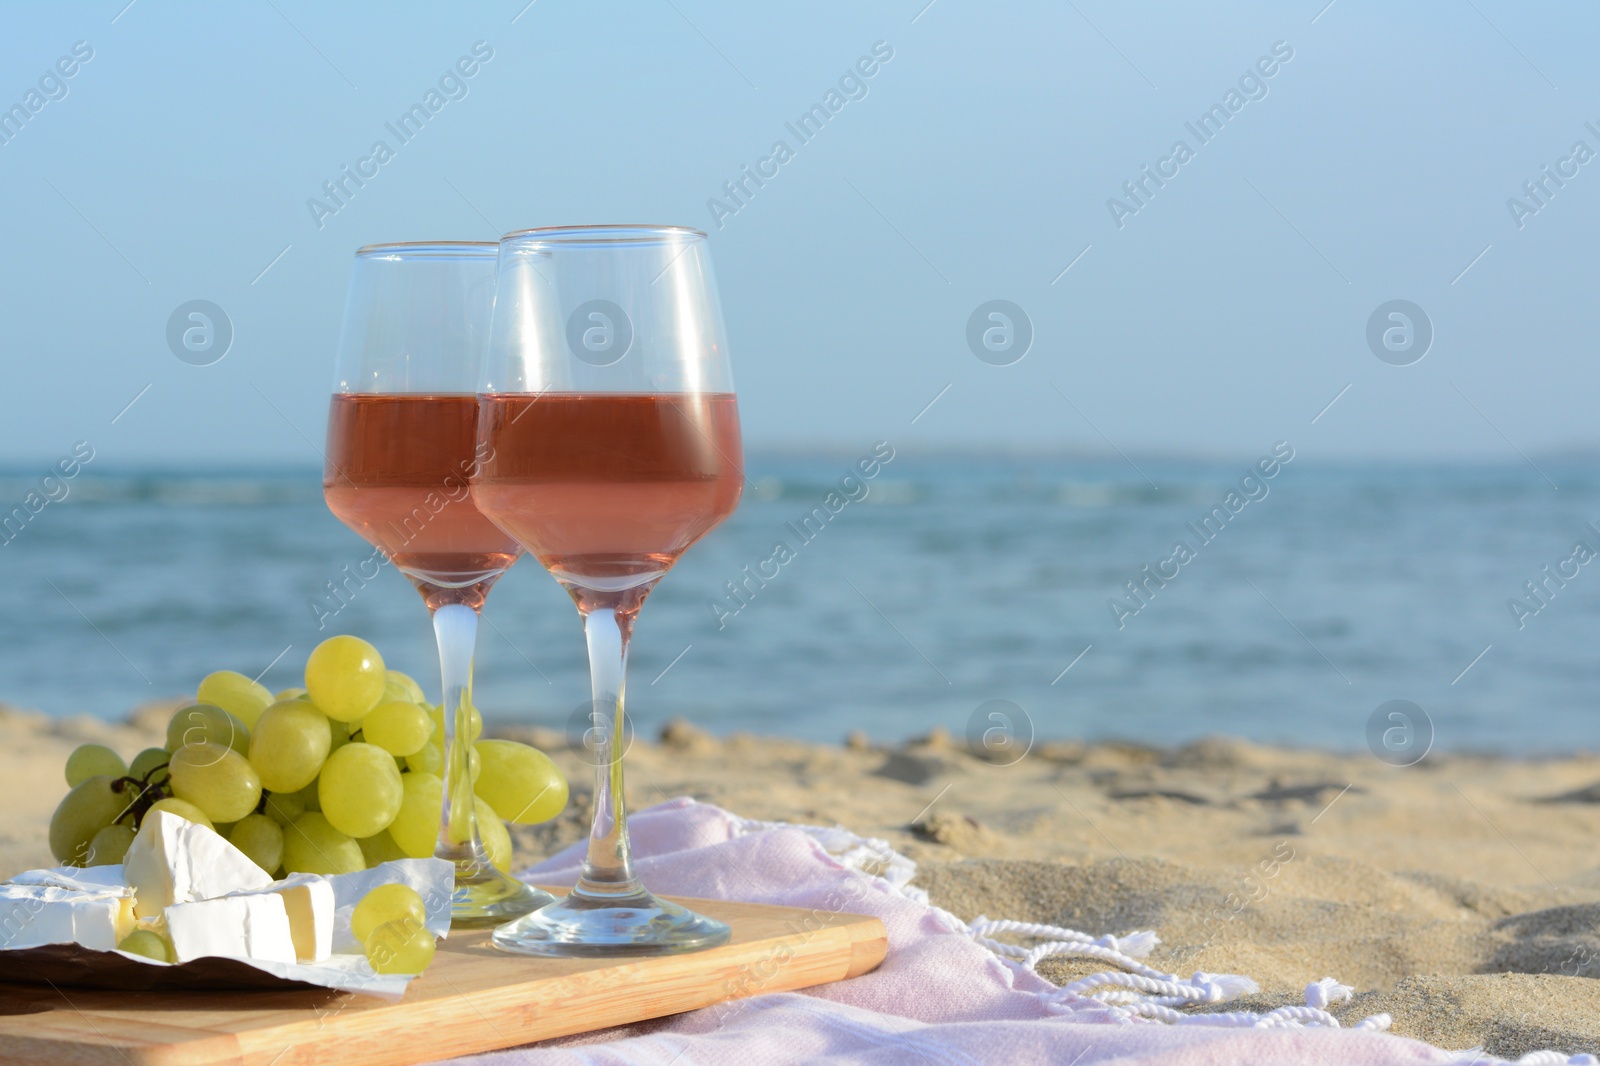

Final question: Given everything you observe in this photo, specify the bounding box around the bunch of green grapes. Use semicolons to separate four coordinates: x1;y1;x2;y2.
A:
49;635;568;881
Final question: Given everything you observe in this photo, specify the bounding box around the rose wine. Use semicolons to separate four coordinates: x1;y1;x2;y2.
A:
473;393;743;611
324;394;522;611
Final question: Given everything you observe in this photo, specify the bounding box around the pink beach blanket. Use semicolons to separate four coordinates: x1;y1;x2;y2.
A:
444;799;1583;1066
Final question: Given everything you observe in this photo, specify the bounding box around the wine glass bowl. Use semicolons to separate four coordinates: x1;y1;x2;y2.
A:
323;392;517;612
324;241;555;925
473;225;742;955
472;392;743;612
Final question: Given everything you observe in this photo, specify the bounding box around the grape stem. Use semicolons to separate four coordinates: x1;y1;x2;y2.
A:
110;770;171;825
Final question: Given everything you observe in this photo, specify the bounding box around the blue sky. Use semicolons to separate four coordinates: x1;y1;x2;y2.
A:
1;1;1597;465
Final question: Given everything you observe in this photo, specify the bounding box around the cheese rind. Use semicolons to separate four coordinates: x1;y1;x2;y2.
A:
164;894;297;965
124;811;272;918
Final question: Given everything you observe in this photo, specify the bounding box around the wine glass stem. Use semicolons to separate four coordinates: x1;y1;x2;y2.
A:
433;602;486;870
577;606;641;896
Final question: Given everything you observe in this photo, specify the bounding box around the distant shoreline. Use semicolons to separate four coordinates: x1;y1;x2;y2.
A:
8;451;1600;475
4;700;1596;763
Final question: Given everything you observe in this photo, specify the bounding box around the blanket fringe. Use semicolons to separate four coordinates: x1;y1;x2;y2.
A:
1452;1053;1600;1065
965;913;1389;1030
727;808;1593;1063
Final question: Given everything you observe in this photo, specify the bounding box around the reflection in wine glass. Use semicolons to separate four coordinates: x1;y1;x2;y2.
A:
475;225;742;956
323;242;555;926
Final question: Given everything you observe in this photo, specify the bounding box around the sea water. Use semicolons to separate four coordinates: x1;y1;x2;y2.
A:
3;455;1597;755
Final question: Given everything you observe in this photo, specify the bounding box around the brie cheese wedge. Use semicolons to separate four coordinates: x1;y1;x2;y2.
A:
124;811;272;918
164;893;296;965
0;883;135;951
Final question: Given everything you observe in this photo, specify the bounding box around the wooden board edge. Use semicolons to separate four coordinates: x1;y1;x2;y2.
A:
0;900;892;1066
231;922;879;1063
0;1029;245;1066
843;916;888;979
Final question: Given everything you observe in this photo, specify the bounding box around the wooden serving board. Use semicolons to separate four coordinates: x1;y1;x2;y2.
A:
0;891;887;1066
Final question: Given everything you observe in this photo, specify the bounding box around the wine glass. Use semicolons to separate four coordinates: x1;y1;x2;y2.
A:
474;225;742;956
323;241;555;926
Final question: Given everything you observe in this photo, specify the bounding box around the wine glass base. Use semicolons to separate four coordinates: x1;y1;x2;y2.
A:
490;887;732;957
449;865;557;929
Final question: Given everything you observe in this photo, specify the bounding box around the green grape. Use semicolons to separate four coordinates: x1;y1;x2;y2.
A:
361;702;433;757
87;822;137;866
118;929;174;963
128;747;171;785
248;700;332;792
386;772;508;869
405;740;477;780
50;776;132;866
282;812;365;875
196;670;275;729
357;829;409;867
473;740;567;825
389;772;442;858
319;743;403;838
168;743;262;823
165;704;250;758
427;701;483;742
305;635;386;722
351;883;427;944
65;744;126;788
263;790;306;827
365;916;436;974
406;742;443;776
383;670;427;704
275;687;308;701
477;798;512;871
292;779;322;812
146;797;214;830
229;814;285;873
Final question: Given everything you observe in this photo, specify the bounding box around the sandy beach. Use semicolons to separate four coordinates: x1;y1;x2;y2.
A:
6;703;1600;1059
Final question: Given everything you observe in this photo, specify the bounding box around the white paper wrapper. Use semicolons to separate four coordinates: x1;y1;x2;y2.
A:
325;858;454;952
0;858;454;1000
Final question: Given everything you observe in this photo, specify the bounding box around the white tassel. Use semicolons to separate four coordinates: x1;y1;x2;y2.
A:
1194;971;1261;1000
1112;929;1160;957
1305;976;1353;1009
